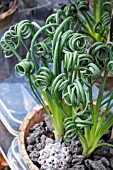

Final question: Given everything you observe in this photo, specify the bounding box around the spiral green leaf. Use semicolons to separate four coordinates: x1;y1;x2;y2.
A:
35;67;53;90
63;79;87;107
89;42;111;67
66;33;89;53
15;59;35;76
74;0;89;10
0;30;20;59
107;61;113;74
17;20;34;40
64;111;92;142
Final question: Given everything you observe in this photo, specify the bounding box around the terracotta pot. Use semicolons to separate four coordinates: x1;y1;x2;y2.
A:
0;0;18;29
0;152;8;169
18;105;45;170
95;73;113;91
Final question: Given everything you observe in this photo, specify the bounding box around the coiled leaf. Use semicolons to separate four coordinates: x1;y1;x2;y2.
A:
35;67;53;90
94;2;112;38
36;41;52;63
17;20;33;40
74;0;89;10
15;59;35;76
89;42;111;67
64;111;92;142
107;61;113;74
63;4;77;18
64;51;77;72
52;73;69;93
63;79;87;107
0;30;20;58
65;33;89;53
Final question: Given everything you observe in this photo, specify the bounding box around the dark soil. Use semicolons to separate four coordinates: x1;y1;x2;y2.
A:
26;114;113;170
0;0;14;14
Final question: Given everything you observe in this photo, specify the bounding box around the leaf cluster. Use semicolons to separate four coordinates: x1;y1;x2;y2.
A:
67;0;113;42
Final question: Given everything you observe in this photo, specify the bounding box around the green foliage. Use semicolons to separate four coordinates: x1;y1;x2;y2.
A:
1;7;113;158
67;0;113;42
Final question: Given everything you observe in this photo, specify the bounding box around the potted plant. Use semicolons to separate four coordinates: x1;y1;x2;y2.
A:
1;6;113;170
0;0;18;29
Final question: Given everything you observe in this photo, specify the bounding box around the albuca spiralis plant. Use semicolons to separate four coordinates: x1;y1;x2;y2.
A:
67;0;113;42
1;7;113;158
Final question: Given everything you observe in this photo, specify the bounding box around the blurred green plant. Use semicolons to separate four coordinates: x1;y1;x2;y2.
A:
66;0;113;42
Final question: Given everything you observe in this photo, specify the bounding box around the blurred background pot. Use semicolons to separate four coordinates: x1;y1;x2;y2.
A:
0;0;18;29
95;73;113;91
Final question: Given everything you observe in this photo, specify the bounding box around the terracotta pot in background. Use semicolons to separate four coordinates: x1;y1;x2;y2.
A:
0;0;18;29
0;152;8;169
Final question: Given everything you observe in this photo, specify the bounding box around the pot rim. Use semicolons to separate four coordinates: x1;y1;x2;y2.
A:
18;105;45;170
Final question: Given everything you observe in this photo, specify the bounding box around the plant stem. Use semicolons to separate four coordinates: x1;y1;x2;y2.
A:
88;79;94;116
93;0;103;22
53;104;64;140
89;69;108;147
77;128;88;153
92;69;108;126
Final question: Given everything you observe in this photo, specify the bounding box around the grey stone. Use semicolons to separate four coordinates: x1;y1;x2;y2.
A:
35;143;45;151
44;115;54;132
32;126;45;137
27;145;34;152
38;142;71;170
40;134;46;143
85;159;108;170
109;147;113;155
29;150;39;162
33;131;42;138
72;155;84;165
26;136;35;145
94;145;110;157
69;140;82;155
109;157;113;168
45;137;54;144
30;156;38;162
101;157;109;167
93;155;102;160
35;137;40;143
68;165;85;170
